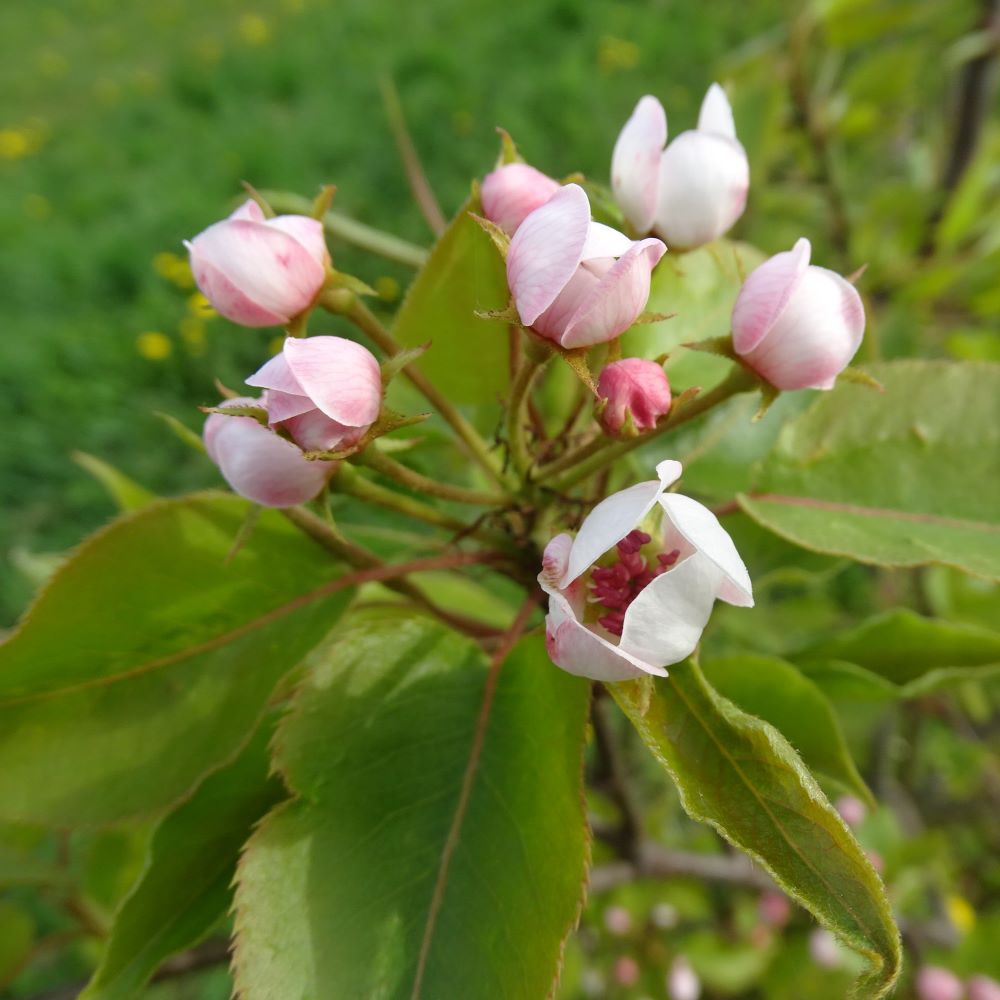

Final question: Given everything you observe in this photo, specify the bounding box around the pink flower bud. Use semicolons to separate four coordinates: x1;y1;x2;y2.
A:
246;335;382;453
969;974;1000;1000
614;955;641;987
603;905;632;936
835;795;867;828
597;358;672;434
612;84;748;250
732;238;865;390
203;397;335;507
916;967;965;1000
808;928;841;969
186;200;329;327
667;956;701;1000
758;890;792;929
481;163;561;235
507;184;665;349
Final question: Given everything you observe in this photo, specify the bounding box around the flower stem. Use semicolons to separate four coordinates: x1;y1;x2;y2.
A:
321;291;510;491
505;350;549;480
259;190;429;269
358;447;511;506
542;365;757;493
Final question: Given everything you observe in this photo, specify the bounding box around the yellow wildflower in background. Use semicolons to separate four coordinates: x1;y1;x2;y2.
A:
136;331;173;361
179;317;206;356
187;291;216;318
152;252;194;289
239;14;271;46
597;36;640;75
946;893;976;934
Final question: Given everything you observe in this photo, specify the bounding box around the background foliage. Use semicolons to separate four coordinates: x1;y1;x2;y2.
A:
2;0;999;997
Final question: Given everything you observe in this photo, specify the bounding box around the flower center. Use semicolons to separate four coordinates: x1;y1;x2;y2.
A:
588;529;680;636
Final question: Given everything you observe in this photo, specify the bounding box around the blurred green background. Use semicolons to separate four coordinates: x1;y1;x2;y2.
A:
2;1;999;997
5;0;997;626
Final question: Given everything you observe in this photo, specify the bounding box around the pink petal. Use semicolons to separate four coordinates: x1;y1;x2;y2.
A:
561;459;681;587
539;532;574;590
619;553;724;665
229;200;266;222
262;388;314;424
531;259;609;343
655;131;749;251
187;219;326;325
280;408;367;453
507;183;591;326
246;352;306;395
480;163;561;235
731;238;811;355
545;592;665;681
282;335;382;427
611;95;667;235
658;493;753;606
203;400;332;507
266;214;330;269
697;83;737;139
597;358;672;433
581;222;635;261
560;238;666;349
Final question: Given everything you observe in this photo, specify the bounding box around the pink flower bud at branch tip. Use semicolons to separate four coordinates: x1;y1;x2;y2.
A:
481;162;561;235
597;358;672;434
186;200;329;327
732;238;865;390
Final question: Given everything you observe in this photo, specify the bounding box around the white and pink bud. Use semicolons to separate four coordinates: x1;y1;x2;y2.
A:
597;358;672;435
969;974;1000;1000
732;238;865;390
808;928;841;969
835;795;867;828
246;335;382;453
481;163;561;235
203;397;335;507
539;459;752;681
916;967;965;1000
667;956;701;1000
507;184;665;349
611;84;749;250
186;200;329;327
603;905;632;936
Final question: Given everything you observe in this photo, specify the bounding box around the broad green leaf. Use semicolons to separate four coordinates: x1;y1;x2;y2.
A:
701;654;873;805
614;660;900;999
82;718;284;1000
794;608;1000;697
0;494;353;826
233;615;590;1000
0;901;34;989
73;451;155;512
392;196;510;404
739;361;1000;579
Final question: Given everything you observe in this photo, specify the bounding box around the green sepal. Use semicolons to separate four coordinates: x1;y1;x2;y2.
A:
240;181;275;218
682;334;739;361
324;267;377;298
495;127;522;166
200;404;269;426
310;184;336;220
468;212;511;260
837;366;884;391
155;412;206;454
753;382;781;422
380;344;429;386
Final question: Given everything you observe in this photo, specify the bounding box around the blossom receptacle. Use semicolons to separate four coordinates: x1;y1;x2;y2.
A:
597;358;672;434
507;184;665;349
246;335;382;453
203;397;334;507
186;200;329;327
611;84;748;250
538;459;752;681
481;162;561;235
732;238;865;390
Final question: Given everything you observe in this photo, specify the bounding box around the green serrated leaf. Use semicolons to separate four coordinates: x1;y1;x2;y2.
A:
740;361;1000;579
232;615;590;1000
701;654;873;806
81;718;284;1000
0;493;353;826
613;659;901;999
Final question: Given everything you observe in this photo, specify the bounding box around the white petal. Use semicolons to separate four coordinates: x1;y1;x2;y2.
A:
611;95;667;235
618;552;724;666
581;222;635;261
546;591;666;681
698;83;736;139
539;533;574;590
561;460;682;587
658;493;753;606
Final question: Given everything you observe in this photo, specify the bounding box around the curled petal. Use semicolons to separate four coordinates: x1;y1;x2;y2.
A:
280;409;367;453
655;131;749;251
507;183;591;326
481;163;561;235
581;222;636;261
697;82;737;139
267;214;330;269
246;352;305;395
561;459;681;587
619;553;724;665
731;238;811;355
611;95;667;234
203;399;332;507
230;199;266;222
540;533;574;590
546;592;665;681
560;238;666;349
282;336;382;427
658;492;753;606
261;388;314;424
